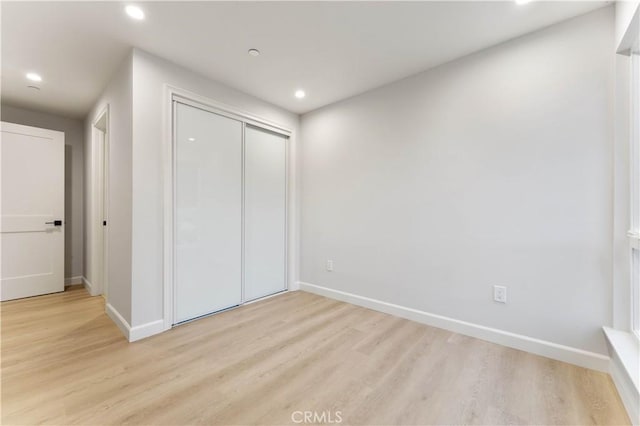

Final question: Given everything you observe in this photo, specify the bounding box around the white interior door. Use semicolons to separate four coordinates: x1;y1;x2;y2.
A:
244;126;287;301
1;122;64;301
174;103;243;323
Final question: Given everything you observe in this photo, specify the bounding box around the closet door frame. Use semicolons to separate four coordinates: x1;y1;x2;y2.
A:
163;85;291;329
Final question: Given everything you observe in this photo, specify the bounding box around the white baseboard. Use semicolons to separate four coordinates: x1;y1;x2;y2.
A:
106;303;131;340
289;280;300;291
129;320;166;342
105;302;166;342
64;276;83;286
82;276;99;296
299;282;610;372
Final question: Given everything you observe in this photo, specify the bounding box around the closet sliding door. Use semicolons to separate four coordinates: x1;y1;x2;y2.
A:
244;126;287;301
175;102;242;323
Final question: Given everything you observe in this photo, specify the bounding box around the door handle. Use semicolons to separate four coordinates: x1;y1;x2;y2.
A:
45;220;63;226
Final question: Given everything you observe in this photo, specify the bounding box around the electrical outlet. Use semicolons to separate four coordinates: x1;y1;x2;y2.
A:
326;260;334;272
493;285;507;303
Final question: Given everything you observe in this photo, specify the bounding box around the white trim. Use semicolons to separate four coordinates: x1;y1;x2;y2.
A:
163;85;174;331
82;276;98;296
284;127;290;292
89;105;110;299
102;108;110;301
168;86;291;136
106;303;130;340
64;276;83;286
603;327;640;424
610;351;640;425
163;85;293;329
129;320;165;342
299;281;610;372
241;122;246;304
631;49;640;335
0;121;65;140
106;303;166;342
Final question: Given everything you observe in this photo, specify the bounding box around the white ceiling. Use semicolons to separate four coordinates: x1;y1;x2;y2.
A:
1;1;609;119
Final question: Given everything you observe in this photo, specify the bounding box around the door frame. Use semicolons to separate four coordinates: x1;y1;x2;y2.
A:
90;106;109;298
162;85;292;329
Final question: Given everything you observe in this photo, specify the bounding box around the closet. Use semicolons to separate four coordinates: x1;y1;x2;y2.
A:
174;100;287;324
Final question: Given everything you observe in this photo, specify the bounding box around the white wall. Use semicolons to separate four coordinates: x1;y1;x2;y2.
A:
1;104;84;282
85;54;133;324
300;8;614;354
130;49;300;328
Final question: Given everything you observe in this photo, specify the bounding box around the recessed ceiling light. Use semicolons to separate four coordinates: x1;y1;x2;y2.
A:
125;5;145;20
26;72;42;82
248;49;260;57
515;0;532;4
188;137;196;142
295;90;306;99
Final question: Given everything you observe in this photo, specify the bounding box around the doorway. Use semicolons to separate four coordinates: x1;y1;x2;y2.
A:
90;108;109;299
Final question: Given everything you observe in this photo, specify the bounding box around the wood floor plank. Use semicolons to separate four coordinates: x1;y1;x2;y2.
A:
1;286;630;425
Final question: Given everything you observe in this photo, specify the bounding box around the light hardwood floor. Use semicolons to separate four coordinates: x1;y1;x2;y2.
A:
1;286;629;425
